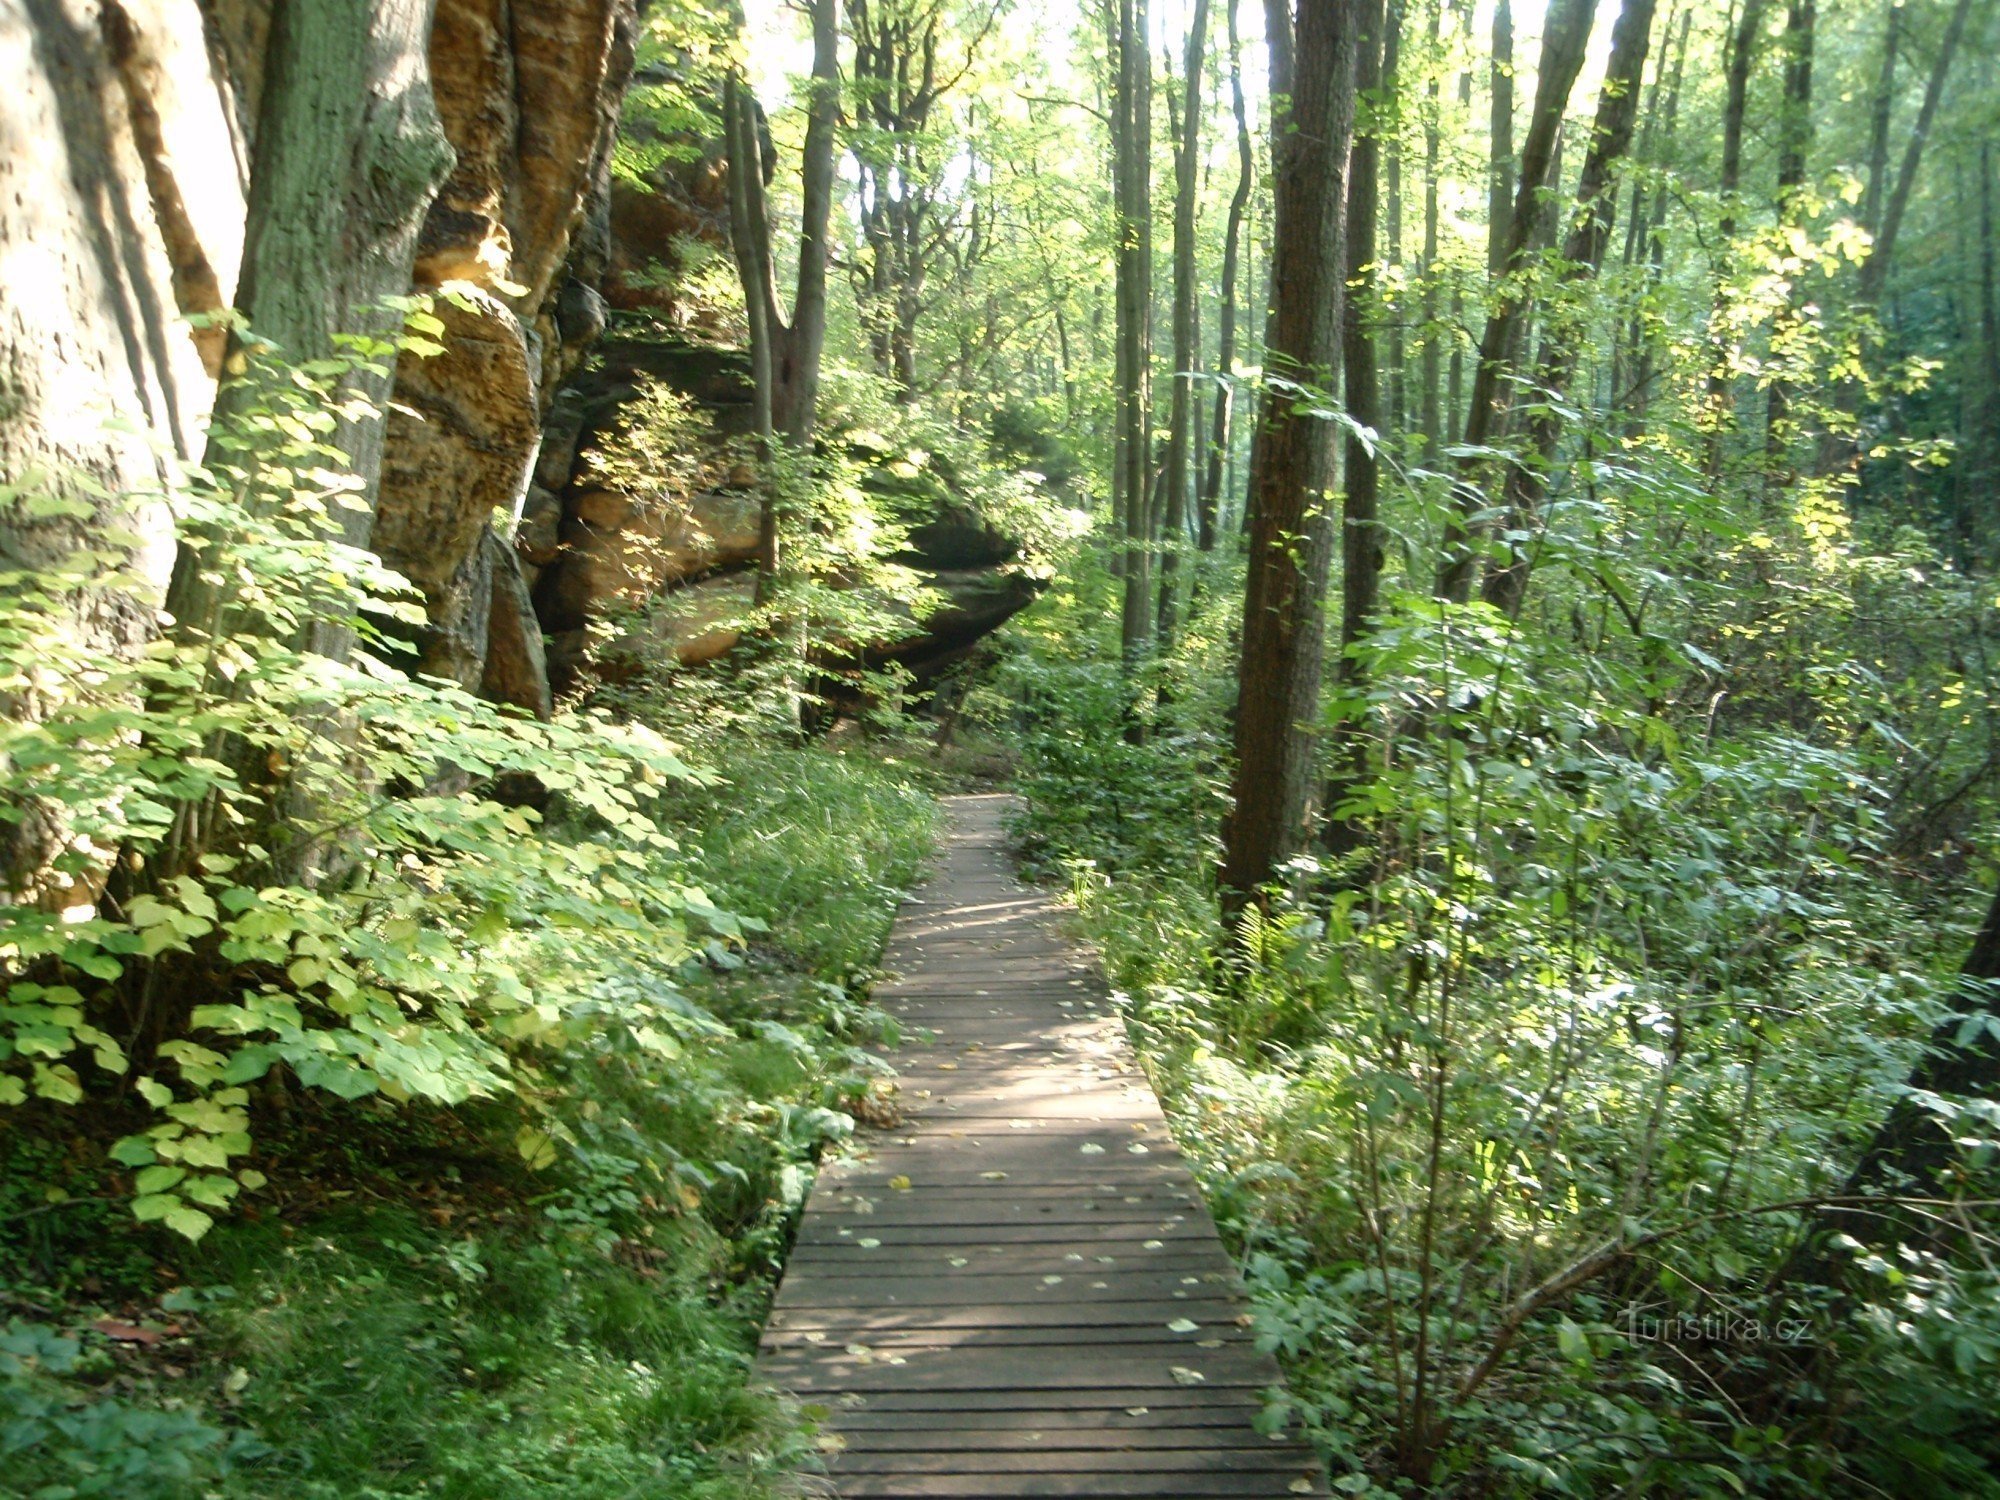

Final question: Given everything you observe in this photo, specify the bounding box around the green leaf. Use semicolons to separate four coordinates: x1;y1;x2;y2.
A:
515;1126;558;1171
134;1165;187;1195
164;1204;214;1241
110;1134;157;1167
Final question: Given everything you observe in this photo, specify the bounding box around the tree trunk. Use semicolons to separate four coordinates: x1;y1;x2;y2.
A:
1114;0;1155;668
1157;0;1210;644
1698;0;1771;485
1785;880;2000;1278
1199;0;1253;552
1434;0;1598;604
1762;0;1815;492
167;0;453;644
1861;0;1902;242
1383;2;1406;435
1419;0;1442;451
1479;0;1660;617
774;0;840;445
1219;0;1360;908
1619;5;1689;431
1812;0;1974;482
1324;0;1389;860
1487;0;1513;279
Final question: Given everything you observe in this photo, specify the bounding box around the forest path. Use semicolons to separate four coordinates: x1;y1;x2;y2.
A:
759;793;1329;1498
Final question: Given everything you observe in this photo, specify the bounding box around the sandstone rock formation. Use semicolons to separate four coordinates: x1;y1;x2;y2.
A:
4;0;1039;743
370;0;640;714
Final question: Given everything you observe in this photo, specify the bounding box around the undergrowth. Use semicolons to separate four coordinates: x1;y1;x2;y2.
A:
1;744;935;1498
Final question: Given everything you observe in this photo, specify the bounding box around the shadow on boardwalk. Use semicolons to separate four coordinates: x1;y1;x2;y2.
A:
758;793;1329;1498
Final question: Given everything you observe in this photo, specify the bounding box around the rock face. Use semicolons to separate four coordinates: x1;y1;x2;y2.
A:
0;0;251;621
370;0;640;713
5;0;1038;745
3;0;639;731
531;335;1047;694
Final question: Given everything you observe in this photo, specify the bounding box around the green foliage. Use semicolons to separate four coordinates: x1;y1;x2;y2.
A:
1006;459;2000;1492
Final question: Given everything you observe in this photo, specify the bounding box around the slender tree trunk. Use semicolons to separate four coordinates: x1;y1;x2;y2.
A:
1701;0;1770;484
1325;0;1389;859
1200;0;1253;552
1861;0;1902;241
1813;0;1975;481
1478;0;1660;618
1447;20;1471;437
1976;140;2000;564
1220;0;1360;909
1114;0;1155;667
1785;879;2000;1279
1158;0;1211;644
1763;0;1815;493
1487;0;1513;279
1384;2;1407;435
1621;6;1689;431
1435;0;1599;604
773;0;840;445
1419;0;1442;450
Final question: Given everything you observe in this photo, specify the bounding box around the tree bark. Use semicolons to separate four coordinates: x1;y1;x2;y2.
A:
1157;0;1211;644
1113;0;1155;668
1199;0;1254;552
1383;2;1406;434
1478;0;1660;617
1812;0;1975;482
1699;0;1769;484
1419;0;1442;451
167;0;453;640
1619;5;1689;431
1324;0;1389;859
1434;0;1598;604
723;0;839;604
1861;0;1902;242
1763;0;1815;491
1786;879;2000;1276
1219;0;1360;907
1487;0;1513;279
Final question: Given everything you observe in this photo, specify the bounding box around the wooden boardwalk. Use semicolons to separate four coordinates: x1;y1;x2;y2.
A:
759;794;1329;1498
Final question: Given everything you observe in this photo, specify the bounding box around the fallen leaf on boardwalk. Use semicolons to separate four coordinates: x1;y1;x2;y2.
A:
1290;1481;1315;1494
1125;1406;1150;1416
857;1237;881;1249
1078;1143;1105;1155
1167;1318;1199;1334
980;1170;1008;1180
1170;1366;1206;1385
1127;1143;1150;1154
816;1434;847;1454
1143;1239;1164;1249
1041;1275;1063;1285
948;1256;969;1267
888;1176;911;1191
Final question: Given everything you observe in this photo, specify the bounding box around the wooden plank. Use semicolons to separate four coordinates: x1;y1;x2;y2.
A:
759;795;1324;1498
